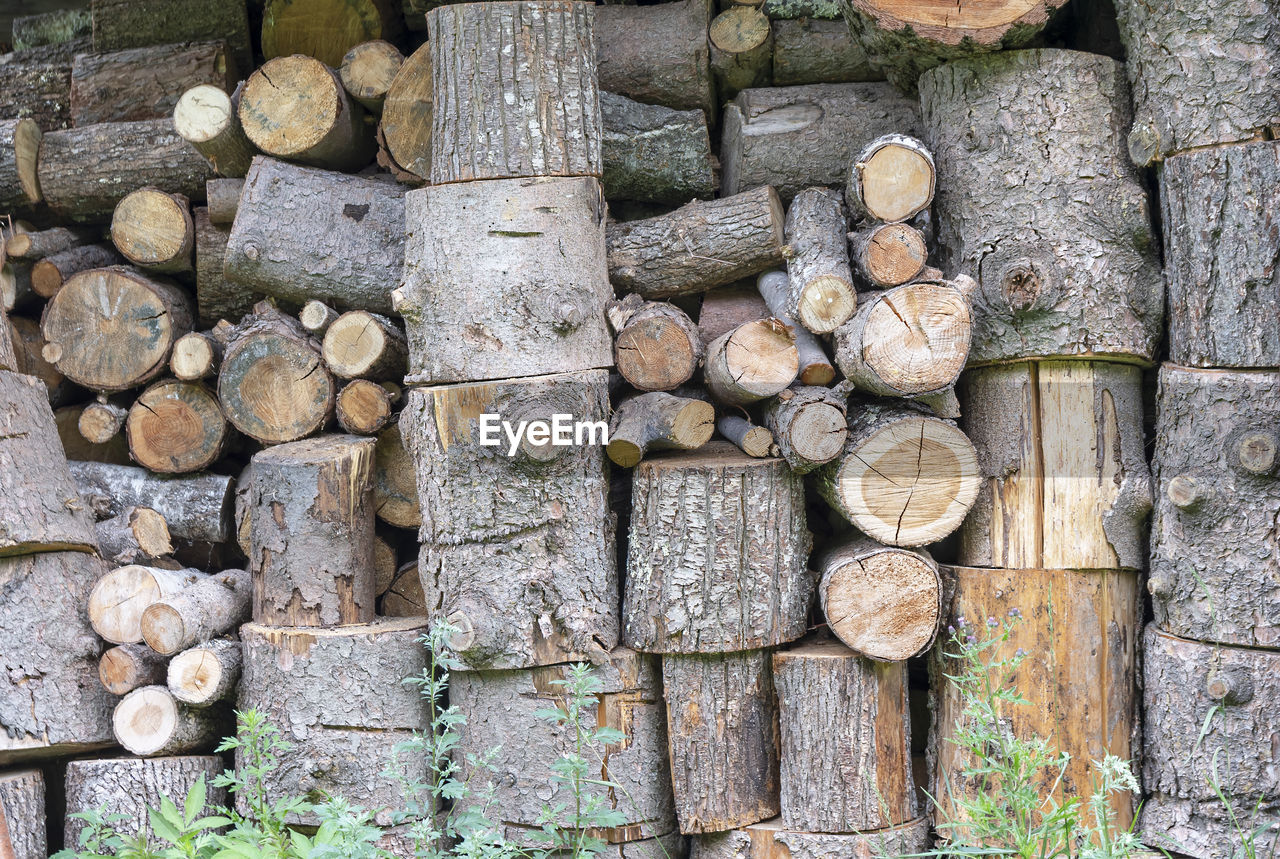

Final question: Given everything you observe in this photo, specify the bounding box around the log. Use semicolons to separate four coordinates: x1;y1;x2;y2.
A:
261;0;402;69
13;8;91;50
663;650;780;833
1141;626;1280;857
0;262;35;313
0;551;115;763
846;133;935;224
249;434;377;627
113;685;222;756
174;84;257;179
608;392;715;468
373;419;420;529
609;294;703;392
756;271;835;386
89;564;208;645
595;0;714;119
100;643;169;695
782;186;856;334
773;636;913;831
380;560;425;617
372;533;398;596
224;157;405;315
193;207;256;328
919;50;1162;365
90;0;252;77
761;385;847;474
623;441;814;653
851;221;928;288
0;770;45;859
759;0;839;17
70;41;233;127
0;310;15;373
959;360;1151;571
1149;366;1280;647
600;92;716;205
299;300;340;337
95;506;174;566
205;178;242;225
237;618;430;826
58;406;132;463
321;310;407;380
78;399;127;445
397;177;613;385
336;378;394;435
141;568;251;655
217;303;335;444
703;318;798;407
814;401;980;547
1114;0;1280;165
450;649;676;842
0;41;78;132
30;243;121;298
167;637;241;706
721;83;922;202
697;282;768;348
817;536;940;661
606;186;786;300
717;414;775;458
709;6;772;99
37;118;215;222
339;40;403;113
110;188;194;274
5;225;96;261
6;317;79;407
692;817;930;858
0;119;41;211
376;42;432;182
771;18;878;86
64;757;227;850
401;371;617;669
170;332;222;381
69;461;235;544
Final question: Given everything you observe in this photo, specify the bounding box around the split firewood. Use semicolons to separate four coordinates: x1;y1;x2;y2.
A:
112;685;222;756
762;385;847;473
607;186;786;299
205;178;243;224
167;638;241;707
90;0;253;75
595;0;715;119
142;568;251;655
174;84;257;178
299;300;340;336
110;188;195;274
851;221;928;288
99;643;169;695
95;506;173;567
69;461;235;545
756;271;836;386
0;40;78;132
722;83;922;202
0;118;41;211
817;536;941;661
0;770;43;857
336;379;395;435
783;186;857;333
170;332;223;381
6;225;96;260
224;157;405;315
78;398;127;444
261;0;402;69
340;40;404;113
193;207;254;328
623;441;814;653
373;420;420;529
716;414;776;458
88;564;208;645
815;401;980;547
607;392;715;468
321;310;408;381
709;6;773;98
13;8;90;49
608;294;703;392
600;92;715;205
239;56;375;172
704;318;798;407
771;18;878;86
70;42;233;126
376;42;432;182
30;243;122;298
695;815;930;857
428;2;601;183
380;561;425;617
846;133;935;224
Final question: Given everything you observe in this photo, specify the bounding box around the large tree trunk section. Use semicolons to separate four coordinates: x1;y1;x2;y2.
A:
0;770;46;859
174;85;257;179
249;435;377;627
709;6;773;99
0;551;115;763
340;39;403;113
90;0;252;76
772;637;914;831
1114;0;1280;166
601;92;715;205
30;243;122;299
851;222;928;288
846;133;935;225
0;119;41;212
721;83;922;203
814;402;979;548
1141;626;1280;858
194;207;258;329
402;372;618;669
69;461;235;545
64;756;228;851
373;420;420;529
37;118;215;222
450;649;676;842
125;380;229;474
918;50;1162;366
761;385;847;474
0;369;98;556
608;295;703;393
141;568;251;655
167;637;241;706
608;392;714;468
771;18;878;87
704;319;798;407
623;441;813;654
238;619;430;826
818;536;940;661
321;311;407;381
428;2;601;184
336;379;394;435
398;177;613;385
1160;140;1280;369
88;564;207;645
783;187;856;334
606;186;785;300
663;650;780;834
691;816;930;858
0;41;77;131
958;360;1151;572
376;42;431;182
70;41;233;127
110;188;194;275
225;158;405;315
1150;366;1280;647
112;685;223;756
932;566;1140;833
756;271;835;386
100;643;169;695
95;506;174;566
595;0;714;119
261;0;401;69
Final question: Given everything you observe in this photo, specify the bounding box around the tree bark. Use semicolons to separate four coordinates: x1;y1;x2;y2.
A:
299;300;339;337
194;206;258;328
717;414;775;458
697;282;768;347
595;0;715;120
607;392;715;468
663;650;781;834
69;461;235;544
100;643;169;695
110;188;194;275
761;385;847;474
918;50;1162;365
709;6;773;99
0;769;45;859
321;310;407;381
340;40;403;113
721;83;922;203
95;506;174;566
773;636;914;831
958;360;1151;571
261;0;402;69
336;379;394;435
398;177;613;385
373;419;420;529
783;186;856;334
89;564;208;645
141;568;251;655
851;221;928;288
609;295;703;392
703;318;798;407
30;243;122;298
376;42;432;182
756;271;835;386
691;816;930;858
0;262;35;314
70;41;233;127
0;119;41;211
174;84;257;179
167;637;241;706
204;179;242;225
0;40;79;132
624;441;813;653
601;92;715;205
846;133;935;224
249;434;377;627
771;18;878;86
90;0;252;77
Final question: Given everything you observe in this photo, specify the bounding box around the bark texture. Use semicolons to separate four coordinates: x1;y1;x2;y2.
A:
607;392;715;468
783;186;856;334
0;40;79;131
771;18;878;86
69;461;235;544
141;568;251;655
70;41;233;126
0;769;45;859
90;0;253;76
601;92;715;205
595;0;715;119
691;817;930;858
194;207;255;329
755;271;835;386
0;119;41;211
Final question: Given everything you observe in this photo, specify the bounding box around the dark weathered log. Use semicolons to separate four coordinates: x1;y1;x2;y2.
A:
595;0;715;119
225;157;405;315
5;225;96;261
402;371;617;669
692;817;930;858
664;650;780;834
376;42;431;182
704;318;798;407
815;401;980;547
624;441;813;653
13;8;90;50
756;271;835;386
721;83;922;202
321;310;407;381
760;0;840;17
336;379;394;435
919;50;1162;365
91;0;252;77
167;637;241;706
100;643;169;695
170;332;223;382
373;419;420;529
697;282;768;348
95;506;174;566
89;564;208;645
380;560;425;617
846;133;935;224
174;84;257;179
372;533;398;596
761;385;846;474
608;392;714;468
113;685;222;756
37;118;215;222
601;92;715;205
238;619;429;826
959;360;1150;571
398;177;613;385
261;0;402;69
0;769;46;859
608;294;703;392
69;461;235;544
70;41;233;126
0;119;41;211
110;188;194;275
771;18;878;86
141;568;250;655
607;186;786;300
249;435;377;627
78;399;127;445
339;40;403;113
205;178;242;225
851;221;928;288
783;186;856;334
65;758;227;849
193;207;255;329
0;309;16;372
9;316;81;406
717;414;775;458
30;243;121;298
709;6;772;98
0;40;79;131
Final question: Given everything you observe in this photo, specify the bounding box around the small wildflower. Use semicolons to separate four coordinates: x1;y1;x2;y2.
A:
1008;607;1022;618
947;625;956;635
966;634;977;644
1015;648;1028;658
986;616;998;628
955;615;967;628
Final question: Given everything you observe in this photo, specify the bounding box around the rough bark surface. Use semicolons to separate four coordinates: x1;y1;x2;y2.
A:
691;816;930;858
70;41;233;126
141;568;251;655
69;461;235;544
771;18;878;86
30;243;122;298
755;271;835;386
607;392;715;468
0;40;79;131
601;92;715;205
595;0;714;119
0;118;41;212
90;0;252;76
174;85;257;179
761;385;847;474
205;179;242;225
0;769;45;859
194;207;256;329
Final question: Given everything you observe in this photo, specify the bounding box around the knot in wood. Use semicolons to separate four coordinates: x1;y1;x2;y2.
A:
1166;473;1206;511
1206;665;1253;706
1234;431;1278;476
550;300;584;333
1000;263;1041;313
242;242;260;261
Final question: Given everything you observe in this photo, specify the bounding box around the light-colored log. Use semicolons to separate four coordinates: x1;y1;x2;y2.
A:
125;380;229;474
174;84;257;178
112;685;222;756
141;568;251;655
756;270;836;386
607;392;714;468
167;638;241;706
761;385;847;474
783;186;856;334
88;565;208;645
69;461;234;544
703;318;798;407
100;643;168;695
339;40;403;113
608;294;703;392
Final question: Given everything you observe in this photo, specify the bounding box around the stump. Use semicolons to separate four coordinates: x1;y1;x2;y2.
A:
125;380;229;474
691;816;930;858
69;461;235;545
709;6;773;99
761;386;847;475
0;769;46;859
141;568;251;655
170;332;223;382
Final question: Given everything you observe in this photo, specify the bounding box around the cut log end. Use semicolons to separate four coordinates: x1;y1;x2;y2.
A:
608;393;715;468
856;281;971;395
239;55;346;159
167;641;238;706
615;316;701;392
322;310;407;380
711;6;771;54
99;644;167;696
173;84;235;145
112;686;178;754
79;401;126;444
796;274;857;334
10;118;42;205
139;604;185;655
706;318;799;405
851;135;936;223
110;188;193;270
125;380;227;474
340;40;404;109
784;399;847;464
861;222;928;287
821;544;941;661
171;333;218;381
299;300;340;335
336;378;393;435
